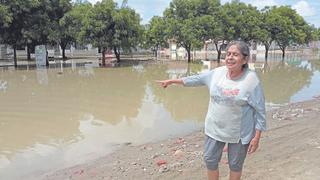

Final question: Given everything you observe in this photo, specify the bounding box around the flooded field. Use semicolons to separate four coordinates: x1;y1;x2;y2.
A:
0;55;320;179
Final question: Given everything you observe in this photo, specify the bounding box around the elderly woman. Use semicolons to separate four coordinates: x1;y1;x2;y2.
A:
157;41;266;180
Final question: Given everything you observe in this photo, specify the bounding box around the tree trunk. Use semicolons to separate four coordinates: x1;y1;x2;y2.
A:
13;46;17;67
153;49;157;58
155;47;158;59
45;46;49;67
217;49;221;63
264;45;269;61
102;48;106;66
62;46;66;60
215;43;221;63
186;48;191;63
27;45;31;60
281;47;286;59
113;47;120;63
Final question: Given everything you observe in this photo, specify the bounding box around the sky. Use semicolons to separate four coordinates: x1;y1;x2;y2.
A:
87;0;320;27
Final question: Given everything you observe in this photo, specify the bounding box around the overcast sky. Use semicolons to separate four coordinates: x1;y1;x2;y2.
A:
86;0;320;27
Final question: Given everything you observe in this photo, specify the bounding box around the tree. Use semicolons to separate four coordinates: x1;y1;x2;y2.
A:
82;0;141;64
21;0;72;62
256;7;278;60
0;0;31;67
271;6;309;59
46;0;73;60
309;25;320;42
189;0;224;61
81;0;116;66
222;2;261;43
163;0;206;63
198;1;260;62
54;3;91;59
144;16;167;59
0;4;12;31
111;5;142;62
195;0;223;61
0;4;12;47
22;0;52;61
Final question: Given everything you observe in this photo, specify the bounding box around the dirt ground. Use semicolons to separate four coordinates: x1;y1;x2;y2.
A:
43;98;320;180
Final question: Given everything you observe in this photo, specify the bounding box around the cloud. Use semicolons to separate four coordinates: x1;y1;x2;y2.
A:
86;0;170;24
124;0;171;24
220;0;277;9
292;0;316;17
86;0;100;4
245;0;277;9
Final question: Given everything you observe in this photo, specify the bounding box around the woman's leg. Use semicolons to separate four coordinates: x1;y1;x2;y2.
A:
204;135;225;180
227;141;249;180
229;170;242;180
207;169;219;180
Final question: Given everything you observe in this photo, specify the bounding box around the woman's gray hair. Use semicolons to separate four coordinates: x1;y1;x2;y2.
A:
226;41;250;69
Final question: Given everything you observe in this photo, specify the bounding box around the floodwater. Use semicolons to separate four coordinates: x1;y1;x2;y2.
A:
0;55;320;179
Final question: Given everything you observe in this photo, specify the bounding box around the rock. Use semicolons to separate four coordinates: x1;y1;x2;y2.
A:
156;159;167;166
283;117;292;120
151;154;159;159
79;170;84;175
159;165;170;173
192;151;203;157
174;149;184;158
168;162;183;170
176;138;185;144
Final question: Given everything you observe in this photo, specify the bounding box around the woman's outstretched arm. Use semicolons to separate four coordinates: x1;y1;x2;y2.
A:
156;79;184;88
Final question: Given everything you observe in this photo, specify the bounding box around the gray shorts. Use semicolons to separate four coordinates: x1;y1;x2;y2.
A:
204;135;249;172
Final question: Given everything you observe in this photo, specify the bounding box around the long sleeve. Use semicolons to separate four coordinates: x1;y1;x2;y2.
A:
181;70;213;87
248;82;267;131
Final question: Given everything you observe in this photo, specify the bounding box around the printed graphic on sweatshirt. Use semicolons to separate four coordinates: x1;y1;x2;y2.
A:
212;86;241;106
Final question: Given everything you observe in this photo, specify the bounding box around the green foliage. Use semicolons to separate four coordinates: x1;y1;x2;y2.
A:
112;6;142;53
144;16;167;55
314;28;320;41
0;4;12;42
0;0;72;48
81;0;116;49
52;3;92;58
81;0;142;62
163;0;220;62
0;4;12;28
222;2;261;43
264;6;310;57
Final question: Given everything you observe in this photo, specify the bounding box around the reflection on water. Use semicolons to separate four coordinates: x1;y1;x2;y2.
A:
0;56;320;179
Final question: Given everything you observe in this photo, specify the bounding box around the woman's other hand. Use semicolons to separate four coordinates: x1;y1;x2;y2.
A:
248;138;259;154
248;130;261;154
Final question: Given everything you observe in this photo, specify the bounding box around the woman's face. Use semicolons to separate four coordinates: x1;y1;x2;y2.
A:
225;45;247;72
